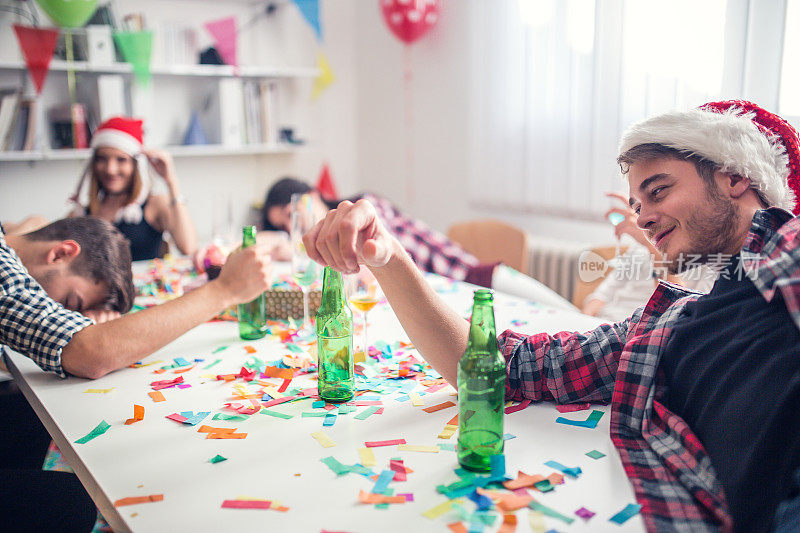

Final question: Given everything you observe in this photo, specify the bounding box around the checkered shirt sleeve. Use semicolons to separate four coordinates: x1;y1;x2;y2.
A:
0;232;92;377
361;193;479;281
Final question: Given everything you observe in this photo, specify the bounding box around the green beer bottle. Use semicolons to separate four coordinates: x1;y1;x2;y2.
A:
316;266;354;402
237;226;267;340
457;289;505;471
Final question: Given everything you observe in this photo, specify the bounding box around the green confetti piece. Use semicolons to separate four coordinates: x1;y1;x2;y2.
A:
375;488;394;510
212;345;229;354
354;406;380;420
209;454;227;464
302;412;328;418
75;420;111;444
261;410;293;419
438;443;457;452
337;405;357;415
528;501;574;524
203;358;222;369
321;456;350;475
286;343;304;353
533;479;554;492
586;449;606;459
212;413;249;421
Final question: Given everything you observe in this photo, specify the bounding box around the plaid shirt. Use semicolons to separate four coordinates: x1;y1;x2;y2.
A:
501;207;800;532
359;193;479;281
0;228;92;378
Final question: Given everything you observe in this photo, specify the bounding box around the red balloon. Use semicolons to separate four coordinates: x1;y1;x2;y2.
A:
380;0;439;44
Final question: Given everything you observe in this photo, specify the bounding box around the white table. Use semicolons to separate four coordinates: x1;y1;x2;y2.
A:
6;274;644;532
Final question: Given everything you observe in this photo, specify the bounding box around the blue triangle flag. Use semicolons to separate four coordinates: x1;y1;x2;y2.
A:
183;111;208;145
292;0;322;42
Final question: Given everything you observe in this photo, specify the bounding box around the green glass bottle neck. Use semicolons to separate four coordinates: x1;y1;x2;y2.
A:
466;291;498;354
319;266;347;311
242;226;257;248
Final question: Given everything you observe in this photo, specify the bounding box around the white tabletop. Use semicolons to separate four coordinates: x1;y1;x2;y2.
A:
6;274;644;533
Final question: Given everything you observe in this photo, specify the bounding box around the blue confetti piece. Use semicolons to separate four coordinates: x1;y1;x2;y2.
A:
503;433;516;440
173;357;191;367
609;503;641;524
555;409;604;429
544;460;582;478
490;454;505;478
193;358;205;363
467;490;494;511
312;400;326;408
372;469;395;494
323;413;337;426
182;411;210;426
395;394;410;402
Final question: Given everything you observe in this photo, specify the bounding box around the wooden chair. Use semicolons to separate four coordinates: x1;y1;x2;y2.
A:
571;245;627;308
446;219;530;273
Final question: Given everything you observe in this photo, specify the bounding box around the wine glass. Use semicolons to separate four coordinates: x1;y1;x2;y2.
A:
607;211;626;267
290;193;317;335
347;268;382;358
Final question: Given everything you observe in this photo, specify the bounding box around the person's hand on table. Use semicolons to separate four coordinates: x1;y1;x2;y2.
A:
84;309;121;323
213;244;273;303
303;199;396;274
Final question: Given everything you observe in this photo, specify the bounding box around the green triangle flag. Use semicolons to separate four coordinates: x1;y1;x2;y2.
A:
113;30;153;86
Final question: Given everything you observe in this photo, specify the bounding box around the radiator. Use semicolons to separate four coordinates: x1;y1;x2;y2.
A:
525;237;586;301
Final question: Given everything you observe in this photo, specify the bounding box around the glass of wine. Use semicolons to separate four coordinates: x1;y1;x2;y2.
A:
347;268;382;358
290;193;317;335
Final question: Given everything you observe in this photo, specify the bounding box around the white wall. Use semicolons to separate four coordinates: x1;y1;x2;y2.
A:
353;0;612;246
0;0;359;242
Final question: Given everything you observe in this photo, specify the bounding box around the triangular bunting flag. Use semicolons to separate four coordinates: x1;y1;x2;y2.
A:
316;163;339;201
13;25;59;94
204;17;238;68
291;0;322;42
114;30;153;86
311;52;335;100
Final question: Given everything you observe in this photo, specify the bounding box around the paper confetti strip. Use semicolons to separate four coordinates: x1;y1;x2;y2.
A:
397;444;439;453
358;490;406;504
609;503;642;524
148;391;165;402
221;499;271;509
586;449;606;459
504;398;531;414
409;393;424;406
354;406;381;420
124;405;144;425
529;500;574;524
311;431;336;448
365;439;406;448
422;500;455;519
544;460;582;478
555;409;604;428
84;388;114;394
210;454;227;464
114;494;164;507
422;401;455;413
75;420;111;444
358;447;376;467
261;410;293;419
556;402;591;413
438;424;457;439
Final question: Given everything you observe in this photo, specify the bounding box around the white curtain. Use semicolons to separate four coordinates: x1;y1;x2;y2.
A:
468;0;781;219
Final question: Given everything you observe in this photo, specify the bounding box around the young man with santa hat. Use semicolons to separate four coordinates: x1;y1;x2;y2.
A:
302;100;800;532
69;116;198;261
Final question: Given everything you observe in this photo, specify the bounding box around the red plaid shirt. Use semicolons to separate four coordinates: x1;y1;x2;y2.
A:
359;193;479;281
500;208;800;532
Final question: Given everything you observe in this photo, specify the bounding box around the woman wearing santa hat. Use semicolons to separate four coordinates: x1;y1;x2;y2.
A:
69;116;198;261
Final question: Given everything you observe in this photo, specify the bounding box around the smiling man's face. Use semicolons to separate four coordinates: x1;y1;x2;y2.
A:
628;157;741;274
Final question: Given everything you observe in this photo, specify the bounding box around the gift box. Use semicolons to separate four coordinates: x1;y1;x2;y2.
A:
264;288;322;320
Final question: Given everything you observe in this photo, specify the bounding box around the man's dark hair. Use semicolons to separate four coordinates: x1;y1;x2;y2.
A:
25;217;134;313
260;177;338;231
617;143;719;185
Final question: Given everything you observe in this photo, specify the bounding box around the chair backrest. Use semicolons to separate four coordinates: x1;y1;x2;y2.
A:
446;219;530;273
571;245;627;308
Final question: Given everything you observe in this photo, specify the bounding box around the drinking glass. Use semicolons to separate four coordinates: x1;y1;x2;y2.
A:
347;269;382;357
290;193;317;334
607;211;626;267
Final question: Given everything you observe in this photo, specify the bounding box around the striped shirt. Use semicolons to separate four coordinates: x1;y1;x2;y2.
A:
500;207;800;531
0;228;92;378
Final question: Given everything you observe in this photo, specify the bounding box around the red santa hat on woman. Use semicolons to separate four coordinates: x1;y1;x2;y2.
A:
618;100;800;215
71;116;152;223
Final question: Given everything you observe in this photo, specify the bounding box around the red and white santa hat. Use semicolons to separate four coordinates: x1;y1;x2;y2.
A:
71;116;152;223
618;100;800;215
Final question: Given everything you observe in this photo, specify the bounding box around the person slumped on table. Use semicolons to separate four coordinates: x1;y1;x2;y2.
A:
302;100;800;532
0;216;272;532
261;177;576;311
68;116;198;261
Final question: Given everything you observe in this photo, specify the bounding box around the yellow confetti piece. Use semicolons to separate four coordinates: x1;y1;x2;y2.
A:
199;374;217;379
438;424;458;439
262;386;286;399
84;388;114;394
354;350;366;363
422;500;454;519
311;431;336;448
131;360;163;368
528;510;546;533
398;444;440;453
358;447;376;467
409;393;424;407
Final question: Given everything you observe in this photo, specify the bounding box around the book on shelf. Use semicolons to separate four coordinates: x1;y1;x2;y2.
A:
243;80;262;145
48;103;91;149
3;98;38;152
218;78;245;147
259;80;278;145
0;89;21;151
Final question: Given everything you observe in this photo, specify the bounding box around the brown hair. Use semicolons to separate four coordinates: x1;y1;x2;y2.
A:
617;143;719;185
87;151;143;216
25;218;135;313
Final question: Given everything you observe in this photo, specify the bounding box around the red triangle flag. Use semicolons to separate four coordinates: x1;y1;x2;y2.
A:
13;25;59;95
316;163;339;201
204;17;238;68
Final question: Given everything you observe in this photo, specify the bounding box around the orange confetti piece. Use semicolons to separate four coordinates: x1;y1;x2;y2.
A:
124;404;144;425
206;432;247;439
423;401;456;413
447;523;468;533
114;494;164;507
499;513;518;533
503;471;545;490
153;368;167;374
447;414;459;425
148;391;165;403
495;493;533;512
263;366;293;380
197;426;236;434
173;365;195;374
244;345;257;354
358;490;406;504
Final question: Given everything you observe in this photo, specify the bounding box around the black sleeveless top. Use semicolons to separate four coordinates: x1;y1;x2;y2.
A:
86;199;163;261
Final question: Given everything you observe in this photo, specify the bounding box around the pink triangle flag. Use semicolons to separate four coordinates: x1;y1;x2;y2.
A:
204;17;237;68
